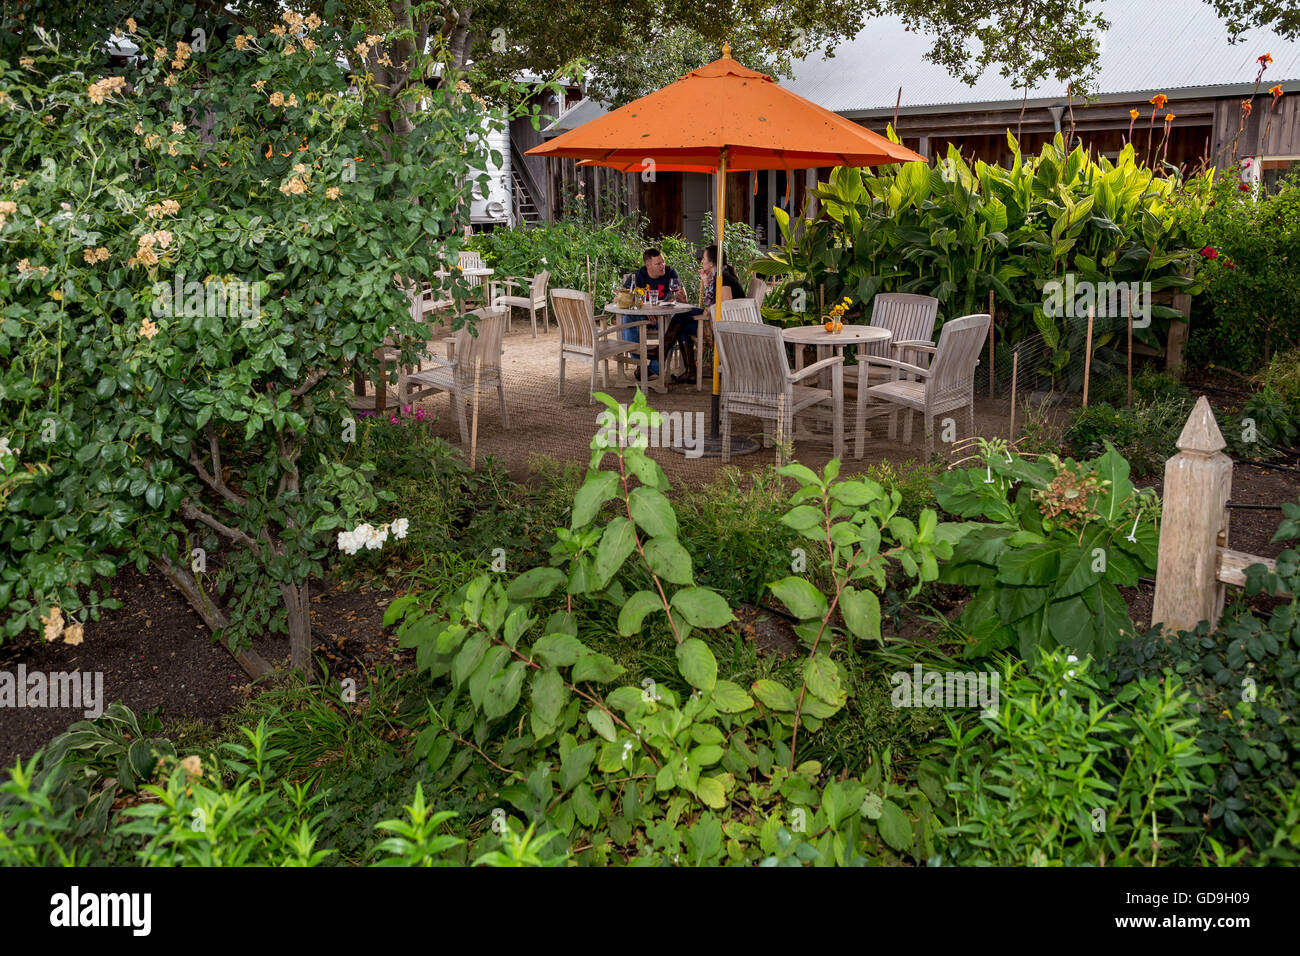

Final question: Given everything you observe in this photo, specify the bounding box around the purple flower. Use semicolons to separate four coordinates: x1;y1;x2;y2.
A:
403;404;412;416
389;415;399;425
415;407;426;421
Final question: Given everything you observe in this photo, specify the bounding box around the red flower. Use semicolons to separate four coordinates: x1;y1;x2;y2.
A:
1224;259;1235;269
1201;246;1218;259
1240;182;1251;191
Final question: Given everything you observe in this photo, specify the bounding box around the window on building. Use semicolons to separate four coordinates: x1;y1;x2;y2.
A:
1262;156;1300;193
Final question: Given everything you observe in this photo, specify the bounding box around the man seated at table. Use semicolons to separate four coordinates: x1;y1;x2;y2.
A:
622;248;704;384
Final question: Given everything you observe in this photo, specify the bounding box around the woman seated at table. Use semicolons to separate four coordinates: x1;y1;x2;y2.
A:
673;244;745;384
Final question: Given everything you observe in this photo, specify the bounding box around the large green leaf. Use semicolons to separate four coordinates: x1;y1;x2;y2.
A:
670;587;734;629
628;485;677;538
676;637;718;692
618;589;663;636
571;471;618;529
529;667;565;738
643;537;693;585
768;576;828;620
839;586;881;643
594;516;637;588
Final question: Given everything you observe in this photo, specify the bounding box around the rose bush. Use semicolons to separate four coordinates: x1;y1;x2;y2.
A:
0;8;543;672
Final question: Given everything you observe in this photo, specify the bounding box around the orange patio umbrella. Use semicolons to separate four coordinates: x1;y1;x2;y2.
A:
528;44;923;451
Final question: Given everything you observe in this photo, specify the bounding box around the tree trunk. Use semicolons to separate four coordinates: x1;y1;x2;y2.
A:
282;579;314;672
151;554;273;680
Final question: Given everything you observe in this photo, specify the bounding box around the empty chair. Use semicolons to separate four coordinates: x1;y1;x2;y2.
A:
745;276;769;308
493;270;550;337
713;320;843;464
457;249;487;304
399;307;509;443
551;288;651;402
860;293;940;385
855;312;991;459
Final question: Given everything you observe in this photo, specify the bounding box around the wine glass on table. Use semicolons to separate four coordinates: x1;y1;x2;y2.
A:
669;276;683;304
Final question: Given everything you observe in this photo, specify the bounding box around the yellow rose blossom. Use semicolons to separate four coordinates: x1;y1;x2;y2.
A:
269;91;285;107
326;186;340;199
87;75;127;104
41;606;65;641
126;17;137;33
19;56;33;68
305;14;322;30
0;200;15;215
154;46;166;61
12;178;26;190
163;74;177;87
144;132;161;148
171;121;186;134
139;317;159;339
270;24;286;36
180;755;203;777
62;621;84;645
302;37;317;51
166;140;180;155
287;93;298;106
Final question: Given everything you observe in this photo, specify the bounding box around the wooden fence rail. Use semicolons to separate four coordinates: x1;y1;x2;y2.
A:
1151;396;1286;634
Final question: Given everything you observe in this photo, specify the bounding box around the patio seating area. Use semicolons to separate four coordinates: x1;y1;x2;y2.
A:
350;289;1016;484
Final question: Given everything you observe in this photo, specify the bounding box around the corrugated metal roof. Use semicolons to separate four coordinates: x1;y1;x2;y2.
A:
786;0;1300;113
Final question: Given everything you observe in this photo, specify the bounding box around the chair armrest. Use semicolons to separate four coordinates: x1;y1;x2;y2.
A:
891;340;936;352
790;355;844;381
423;354;455;369
860;355;931;378
496;278;525;293
596;320;650;339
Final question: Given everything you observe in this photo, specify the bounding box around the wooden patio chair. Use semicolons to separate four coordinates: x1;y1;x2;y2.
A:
551;288;650;403
457;249;487;305
855;312;990;459
398;307;509;443
719;297;764;324
714;320;843;465
745;277;769;308
493;269;550;337
859;292;941;386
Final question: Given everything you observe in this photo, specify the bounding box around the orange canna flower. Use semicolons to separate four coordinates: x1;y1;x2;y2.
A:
1242;99;1253;115
1165;113;1175;122
1149;93;1168;109
1259;53;1273;65
1270;84;1284;98
1129;108;1139;120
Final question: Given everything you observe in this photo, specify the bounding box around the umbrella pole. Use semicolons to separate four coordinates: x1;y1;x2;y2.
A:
710;149;727;439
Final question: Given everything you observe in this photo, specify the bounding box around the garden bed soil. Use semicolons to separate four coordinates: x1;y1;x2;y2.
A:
0;571;405;768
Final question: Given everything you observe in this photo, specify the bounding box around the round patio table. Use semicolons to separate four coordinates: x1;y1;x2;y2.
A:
782;323;891;371
602;301;695;394
782;324;892;439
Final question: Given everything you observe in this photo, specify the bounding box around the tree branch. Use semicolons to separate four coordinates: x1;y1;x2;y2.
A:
181;499;259;551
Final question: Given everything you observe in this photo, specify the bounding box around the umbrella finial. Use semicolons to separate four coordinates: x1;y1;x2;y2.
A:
722;41;732;57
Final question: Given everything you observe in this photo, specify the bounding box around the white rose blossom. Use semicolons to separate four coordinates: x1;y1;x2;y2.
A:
336;518;410;554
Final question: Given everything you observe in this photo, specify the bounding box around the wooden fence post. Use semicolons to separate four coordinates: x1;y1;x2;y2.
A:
1151;396;1233;633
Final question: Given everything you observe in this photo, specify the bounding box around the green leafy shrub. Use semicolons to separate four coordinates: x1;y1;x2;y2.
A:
1106;498;1300;859
755;133;1208;369
932;443;1159;660
0;15;546;669
1064;398;1190;477
386;391;955;864
1188;169;1300;372
933;648;1208;865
